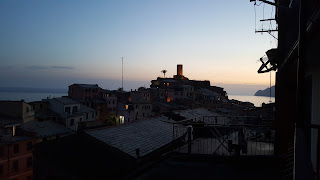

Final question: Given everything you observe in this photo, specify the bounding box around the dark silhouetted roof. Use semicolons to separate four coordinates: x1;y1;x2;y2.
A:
0;115;22;127
21;120;73;137
54;97;79;105
71;84;100;89
85;116;185;158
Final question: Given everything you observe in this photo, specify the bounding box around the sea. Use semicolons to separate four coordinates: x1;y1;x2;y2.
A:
228;95;275;107
0;91;275;107
0;92;67;102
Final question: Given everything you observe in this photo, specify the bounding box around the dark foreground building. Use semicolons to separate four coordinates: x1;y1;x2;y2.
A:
32;109;283;180
255;0;320;179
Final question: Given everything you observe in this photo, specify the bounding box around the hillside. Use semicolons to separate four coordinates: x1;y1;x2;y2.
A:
254;86;275;97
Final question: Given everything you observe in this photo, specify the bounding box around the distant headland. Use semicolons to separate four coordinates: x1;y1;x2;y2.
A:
254;86;275;97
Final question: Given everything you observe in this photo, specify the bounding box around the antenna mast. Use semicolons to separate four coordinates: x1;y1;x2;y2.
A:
122;57;123;91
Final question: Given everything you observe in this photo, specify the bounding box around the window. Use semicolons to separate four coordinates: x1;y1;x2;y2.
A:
72;106;78;113
13;160;18;172
0;164;3;176
12;126;16;136
40;104;43;109
65;107;70;113
13;144;19;154
0;147;3;157
112;100;115;104
143;113;145;117
27;157;32;168
86;113;88;119
79;118;82;122
26;107;29;113
92;113;94;118
70;119;74;126
27;142;32;151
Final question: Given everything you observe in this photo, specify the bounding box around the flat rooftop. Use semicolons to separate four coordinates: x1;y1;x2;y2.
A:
85;116;185;158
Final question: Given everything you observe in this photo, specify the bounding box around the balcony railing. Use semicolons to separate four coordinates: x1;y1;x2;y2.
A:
170;116;275;157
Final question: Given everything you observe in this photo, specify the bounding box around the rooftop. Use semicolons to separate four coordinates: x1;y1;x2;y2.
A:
80;105;96;113
201;88;220;97
0;115;22;127
21;120;73;137
85;116;185;158
71;84;100;89
53;97;79;105
174;108;231;124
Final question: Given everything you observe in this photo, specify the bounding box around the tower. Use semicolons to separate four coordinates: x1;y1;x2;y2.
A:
177;64;183;76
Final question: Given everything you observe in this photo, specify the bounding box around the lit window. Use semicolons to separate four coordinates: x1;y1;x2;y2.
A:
119;116;124;124
125;105;129;110
12;126;16;136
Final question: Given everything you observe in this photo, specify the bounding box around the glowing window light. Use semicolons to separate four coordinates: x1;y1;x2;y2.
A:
119;116;124;124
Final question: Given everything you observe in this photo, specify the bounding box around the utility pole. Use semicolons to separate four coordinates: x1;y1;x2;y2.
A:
122;57;123;91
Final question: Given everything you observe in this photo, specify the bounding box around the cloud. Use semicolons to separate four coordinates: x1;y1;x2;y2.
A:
50;66;73;70
26;65;73;70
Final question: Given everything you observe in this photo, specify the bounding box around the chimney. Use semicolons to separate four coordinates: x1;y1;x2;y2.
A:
177;64;183;76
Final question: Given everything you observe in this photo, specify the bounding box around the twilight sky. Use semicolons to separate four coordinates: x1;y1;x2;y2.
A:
0;0;277;95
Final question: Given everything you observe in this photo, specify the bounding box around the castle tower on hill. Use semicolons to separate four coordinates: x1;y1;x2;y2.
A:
173;64;188;80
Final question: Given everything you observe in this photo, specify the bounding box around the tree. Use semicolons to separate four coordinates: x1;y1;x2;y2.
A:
161;70;167;78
